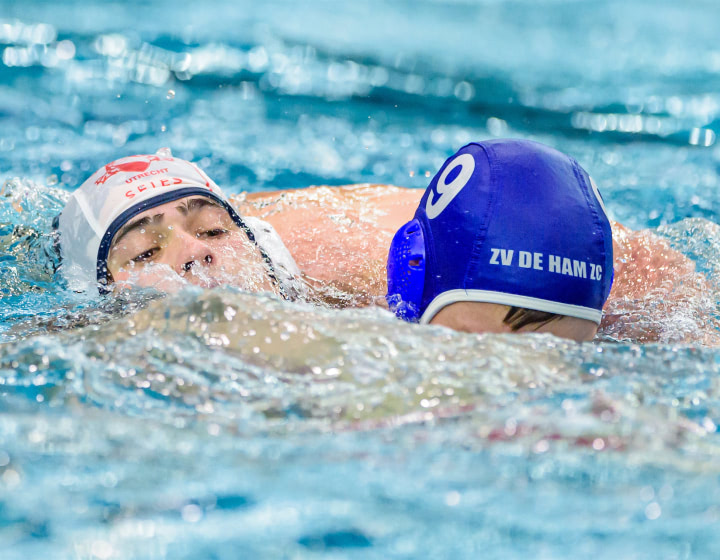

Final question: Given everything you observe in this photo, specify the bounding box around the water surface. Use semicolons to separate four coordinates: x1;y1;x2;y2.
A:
1;1;720;558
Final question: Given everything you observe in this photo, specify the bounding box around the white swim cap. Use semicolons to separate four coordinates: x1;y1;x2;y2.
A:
57;150;255;293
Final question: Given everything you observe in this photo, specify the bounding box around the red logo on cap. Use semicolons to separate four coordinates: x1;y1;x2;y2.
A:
95;155;167;185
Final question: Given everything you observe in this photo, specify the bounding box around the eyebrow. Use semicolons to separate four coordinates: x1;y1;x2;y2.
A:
178;197;222;215
112;197;223;247
112;214;161;247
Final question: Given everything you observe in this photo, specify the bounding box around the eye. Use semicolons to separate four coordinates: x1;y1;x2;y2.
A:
131;247;159;263
200;228;228;238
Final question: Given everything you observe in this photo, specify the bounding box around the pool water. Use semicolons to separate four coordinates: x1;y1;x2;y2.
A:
2;1;720;558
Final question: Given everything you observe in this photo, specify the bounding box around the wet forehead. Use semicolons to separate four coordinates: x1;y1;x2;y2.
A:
132;196;221;223
112;197;226;247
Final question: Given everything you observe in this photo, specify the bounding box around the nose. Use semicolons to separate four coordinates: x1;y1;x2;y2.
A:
169;231;216;276
181;253;212;273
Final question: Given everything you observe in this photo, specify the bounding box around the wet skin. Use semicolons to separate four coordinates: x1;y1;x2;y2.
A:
234;184;422;303
106;196;277;293
429;301;599;342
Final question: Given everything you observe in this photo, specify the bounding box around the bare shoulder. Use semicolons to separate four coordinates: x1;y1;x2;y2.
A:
603;220;719;344
230;184;423;301
233;184;422;219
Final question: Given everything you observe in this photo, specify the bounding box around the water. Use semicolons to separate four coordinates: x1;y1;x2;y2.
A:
2;1;720;557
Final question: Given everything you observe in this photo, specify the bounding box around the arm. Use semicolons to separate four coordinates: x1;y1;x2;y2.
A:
601;221;719;344
231;185;422;304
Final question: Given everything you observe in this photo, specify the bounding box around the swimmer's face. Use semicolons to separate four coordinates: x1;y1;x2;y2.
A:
429;302;598;342
106;196;278;293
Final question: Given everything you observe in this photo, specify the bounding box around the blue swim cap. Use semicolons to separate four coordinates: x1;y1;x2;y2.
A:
387;139;614;324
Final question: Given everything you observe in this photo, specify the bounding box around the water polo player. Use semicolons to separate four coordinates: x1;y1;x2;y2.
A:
386;139;614;342
56;150;303;298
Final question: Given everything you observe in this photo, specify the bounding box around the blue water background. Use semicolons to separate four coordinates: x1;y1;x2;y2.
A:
1;1;720;558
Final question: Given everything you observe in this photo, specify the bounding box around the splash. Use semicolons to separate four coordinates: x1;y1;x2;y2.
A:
0;178;66;297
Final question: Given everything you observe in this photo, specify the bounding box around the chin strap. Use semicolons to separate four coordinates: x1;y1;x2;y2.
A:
386;219;426;322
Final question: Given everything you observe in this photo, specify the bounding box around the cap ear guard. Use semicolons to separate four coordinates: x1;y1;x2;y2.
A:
386;219;426;322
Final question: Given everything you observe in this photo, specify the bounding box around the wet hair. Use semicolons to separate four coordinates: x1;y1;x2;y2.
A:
503;306;560;332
